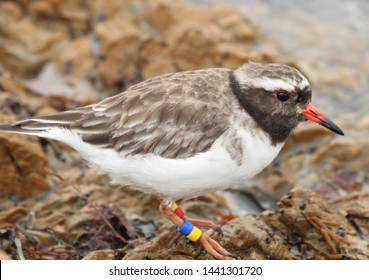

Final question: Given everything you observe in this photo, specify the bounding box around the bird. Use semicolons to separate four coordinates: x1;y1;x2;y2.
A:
0;62;344;259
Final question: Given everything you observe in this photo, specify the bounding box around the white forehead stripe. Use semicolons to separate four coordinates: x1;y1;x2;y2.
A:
249;77;295;92
235;66;310;92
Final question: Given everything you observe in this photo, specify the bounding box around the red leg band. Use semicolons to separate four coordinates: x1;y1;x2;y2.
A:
174;207;185;218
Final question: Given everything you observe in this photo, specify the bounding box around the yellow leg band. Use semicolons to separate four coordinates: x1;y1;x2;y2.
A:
186;226;202;242
171;203;178;211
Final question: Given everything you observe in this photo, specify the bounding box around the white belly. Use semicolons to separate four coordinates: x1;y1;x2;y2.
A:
41;127;283;201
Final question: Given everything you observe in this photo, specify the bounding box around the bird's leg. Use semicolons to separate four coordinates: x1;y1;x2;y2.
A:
159;202;184;227
156;198;222;232
184;217;223;235
170;202;222;234
159;201;230;259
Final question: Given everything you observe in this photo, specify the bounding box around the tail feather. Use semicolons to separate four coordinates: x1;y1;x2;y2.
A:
0;123;44;136
0;110;84;136
19;110;83;125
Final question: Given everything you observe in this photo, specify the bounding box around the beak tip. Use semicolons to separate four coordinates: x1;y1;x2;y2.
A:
303;102;344;136
322;121;345;136
327;121;345;136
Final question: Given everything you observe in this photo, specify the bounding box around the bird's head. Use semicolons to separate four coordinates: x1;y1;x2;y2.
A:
231;62;343;143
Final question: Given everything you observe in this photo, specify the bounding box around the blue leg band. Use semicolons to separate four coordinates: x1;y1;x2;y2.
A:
178;220;193;236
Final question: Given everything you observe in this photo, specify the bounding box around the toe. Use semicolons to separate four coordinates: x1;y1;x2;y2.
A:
199;234;230;259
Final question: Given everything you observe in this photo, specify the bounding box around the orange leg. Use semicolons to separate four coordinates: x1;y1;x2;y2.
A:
185;216;222;234
159;201;231;259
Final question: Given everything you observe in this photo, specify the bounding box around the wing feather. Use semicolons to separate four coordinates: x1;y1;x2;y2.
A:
5;69;234;159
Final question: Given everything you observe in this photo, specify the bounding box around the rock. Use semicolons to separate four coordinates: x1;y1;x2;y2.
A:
0;72;53;200
83;249;122;260
0;250;11;260
284;122;335;150
318;169;362;202
0;114;49;199
0;1;64;77
0;69;90;199
312;139;367;170
0;207;28;229
27;1;55;19
0;0;266;92
122;188;369;259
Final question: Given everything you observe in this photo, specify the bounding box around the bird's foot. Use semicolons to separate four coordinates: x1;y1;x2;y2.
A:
159;200;230;259
198;229;229;259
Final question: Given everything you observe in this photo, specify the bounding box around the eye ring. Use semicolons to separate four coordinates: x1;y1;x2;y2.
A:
275;90;290;102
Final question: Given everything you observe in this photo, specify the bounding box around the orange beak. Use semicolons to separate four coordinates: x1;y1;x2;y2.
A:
303;103;344;135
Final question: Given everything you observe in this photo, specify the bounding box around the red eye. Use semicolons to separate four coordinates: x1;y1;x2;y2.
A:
275;90;290;102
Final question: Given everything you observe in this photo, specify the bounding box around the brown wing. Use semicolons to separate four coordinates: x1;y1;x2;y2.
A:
14;69;233;159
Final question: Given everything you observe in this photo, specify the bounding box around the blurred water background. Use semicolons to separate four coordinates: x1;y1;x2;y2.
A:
189;0;369;116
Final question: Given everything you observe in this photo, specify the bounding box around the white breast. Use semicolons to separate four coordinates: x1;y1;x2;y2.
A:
40;127;284;201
